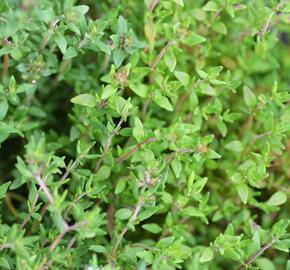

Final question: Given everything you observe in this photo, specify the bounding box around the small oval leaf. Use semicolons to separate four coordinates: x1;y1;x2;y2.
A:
71;94;96;107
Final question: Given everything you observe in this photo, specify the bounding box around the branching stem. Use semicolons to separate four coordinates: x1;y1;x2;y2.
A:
258;0;289;37
40;19;59;50
110;201;144;260
95;118;123;171
149;39;176;70
236;238;277;270
148;0;159;12
37;222;86;270
116;137;156;164
33;173;54;205
141;40;176;120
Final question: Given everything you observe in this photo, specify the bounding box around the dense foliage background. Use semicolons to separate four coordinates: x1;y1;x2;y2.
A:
0;0;289;269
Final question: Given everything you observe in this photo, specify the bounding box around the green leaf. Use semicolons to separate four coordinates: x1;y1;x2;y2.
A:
16;84;36;95
73;5;89;15
212;22;227;35
0;257;11;269
95;165;111;181
152;92;173;111
15;157;32;178
192;177;208;193
199;247;214;263
129;83;147;98
243;86;257;107
236;183;249;204
206;149;221;159
89;245;106;253
186;33;206;46
101;85;117;99
114;179;126;195
142;223;162;234
164;49;176;72
63;46;78;60
113;48;126;68
1;1;290;267
157;236;175;248
266;191;287;206
71;94;96;107
183;206;204;217
197;69;208;79
172;0;184;7
174;71;190;85
68;22;81;35
117;16;128;34
272;220;289;238
115;208;132;220
138;206;160;221
0;181;11;199
161;192;173;204
8;75;16;92
171;158;182;178
133;117;144;140
225;140;244;152
203;1;219;12
54;35;67;55
256;258;276;270
225;5;235;18
95;39;111;55
0;97;8;120
52;212;66;232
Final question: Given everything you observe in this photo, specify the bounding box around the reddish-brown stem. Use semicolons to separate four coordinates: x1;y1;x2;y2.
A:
141;40;176;119
33;173;54;204
21;157;79;230
106;193;115;239
236;238;277;270
258;11;275;37
49;222;85;252
148;0;159;12
258;0;289;37
116;137;156;164
141;98;151;120
40;19;59;50
149;39;176;70
165;148;194;162
49;231;66;252
37;222;86;270
110;202;143;259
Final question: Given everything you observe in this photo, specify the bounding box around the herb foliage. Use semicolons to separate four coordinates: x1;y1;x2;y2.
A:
0;0;289;269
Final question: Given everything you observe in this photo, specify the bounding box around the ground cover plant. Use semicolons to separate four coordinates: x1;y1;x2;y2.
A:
0;0;289;269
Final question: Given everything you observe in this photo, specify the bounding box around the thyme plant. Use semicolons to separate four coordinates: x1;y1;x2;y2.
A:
0;0;289;269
